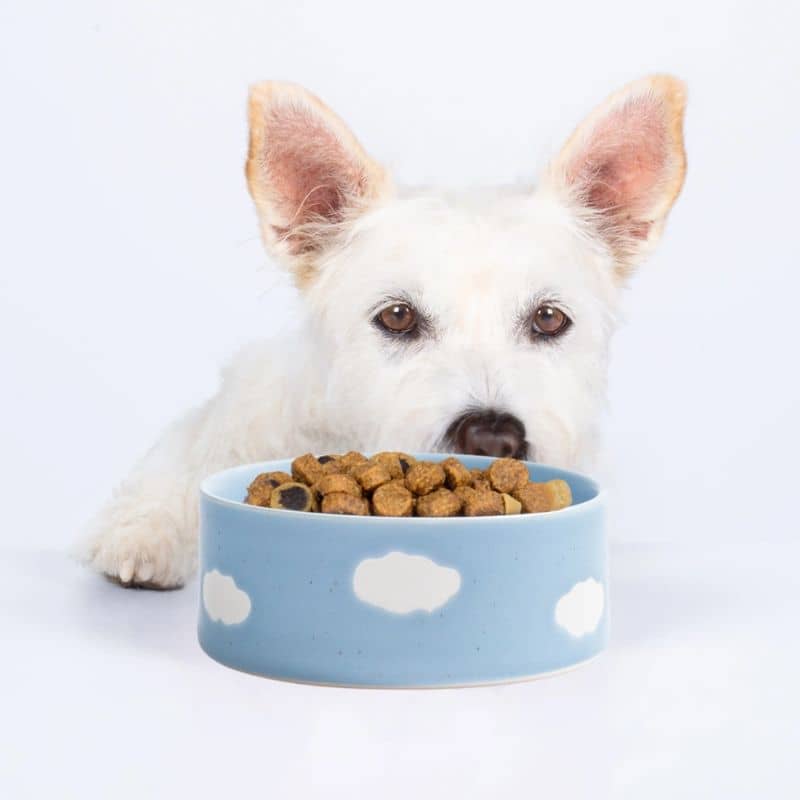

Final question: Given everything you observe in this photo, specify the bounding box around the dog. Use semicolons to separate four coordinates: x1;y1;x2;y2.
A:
80;76;687;589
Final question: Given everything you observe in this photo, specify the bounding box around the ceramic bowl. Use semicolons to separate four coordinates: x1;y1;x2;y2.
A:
198;454;607;688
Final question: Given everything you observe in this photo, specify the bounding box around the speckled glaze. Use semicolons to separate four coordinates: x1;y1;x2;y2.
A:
198;454;607;688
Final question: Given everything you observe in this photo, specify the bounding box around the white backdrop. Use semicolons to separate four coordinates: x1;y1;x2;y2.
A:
2;0;798;547
1;2;798;798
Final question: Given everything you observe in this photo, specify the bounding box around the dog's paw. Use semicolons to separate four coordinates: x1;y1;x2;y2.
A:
79;510;194;590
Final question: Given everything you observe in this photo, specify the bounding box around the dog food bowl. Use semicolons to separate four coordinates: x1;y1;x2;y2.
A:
198;454;607;688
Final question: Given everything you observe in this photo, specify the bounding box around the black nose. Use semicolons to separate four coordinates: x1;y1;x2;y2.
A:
444;410;529;459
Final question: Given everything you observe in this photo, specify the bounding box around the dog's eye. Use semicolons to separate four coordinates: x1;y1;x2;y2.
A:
531;304;571;338
375;303;417;335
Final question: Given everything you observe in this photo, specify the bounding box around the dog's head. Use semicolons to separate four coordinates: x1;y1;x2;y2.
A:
245;78;686;466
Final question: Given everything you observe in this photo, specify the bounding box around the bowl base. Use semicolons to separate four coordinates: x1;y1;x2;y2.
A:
200;644;604;690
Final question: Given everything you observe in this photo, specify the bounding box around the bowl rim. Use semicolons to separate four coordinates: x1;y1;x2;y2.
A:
200;453;603;525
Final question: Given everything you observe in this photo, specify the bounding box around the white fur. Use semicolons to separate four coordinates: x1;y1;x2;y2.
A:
79;78;684;588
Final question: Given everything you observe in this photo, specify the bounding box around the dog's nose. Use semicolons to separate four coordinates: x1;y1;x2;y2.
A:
445;410;529;459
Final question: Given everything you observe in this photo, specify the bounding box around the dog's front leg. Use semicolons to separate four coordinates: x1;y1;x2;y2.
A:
78;348;291;588
78;403;221;588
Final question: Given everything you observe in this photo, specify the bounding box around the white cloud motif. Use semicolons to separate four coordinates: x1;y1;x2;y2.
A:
202;569;252;625
555;578;605;636
353;551;461;614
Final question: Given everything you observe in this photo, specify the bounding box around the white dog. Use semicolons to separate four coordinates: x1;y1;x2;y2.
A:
81;76;687;589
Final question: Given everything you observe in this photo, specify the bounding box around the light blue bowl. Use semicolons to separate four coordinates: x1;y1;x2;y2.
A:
198;454;607;688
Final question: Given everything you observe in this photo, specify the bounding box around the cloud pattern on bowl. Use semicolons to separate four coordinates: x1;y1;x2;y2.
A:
352;551;462;614
202;569;252;625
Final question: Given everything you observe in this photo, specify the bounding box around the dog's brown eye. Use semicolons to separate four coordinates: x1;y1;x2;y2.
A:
532;305;570;337
377;303;417;334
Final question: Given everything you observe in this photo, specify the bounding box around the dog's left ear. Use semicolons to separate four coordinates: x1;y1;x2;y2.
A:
547;75;687;278
246;81;391;284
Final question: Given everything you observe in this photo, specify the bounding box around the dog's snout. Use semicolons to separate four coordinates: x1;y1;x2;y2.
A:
444;410;529;459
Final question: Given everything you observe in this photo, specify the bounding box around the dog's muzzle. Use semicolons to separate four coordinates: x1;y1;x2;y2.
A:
442;409;529;459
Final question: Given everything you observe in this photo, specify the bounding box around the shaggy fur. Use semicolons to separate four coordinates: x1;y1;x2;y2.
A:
80;76;687;588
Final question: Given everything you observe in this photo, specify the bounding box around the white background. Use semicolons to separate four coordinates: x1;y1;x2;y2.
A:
1;1;798;798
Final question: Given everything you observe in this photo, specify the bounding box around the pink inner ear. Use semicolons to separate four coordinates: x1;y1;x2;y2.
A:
265;103;364;240
568;95;669;239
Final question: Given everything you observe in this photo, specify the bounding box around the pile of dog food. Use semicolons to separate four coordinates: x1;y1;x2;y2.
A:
244;452;572;517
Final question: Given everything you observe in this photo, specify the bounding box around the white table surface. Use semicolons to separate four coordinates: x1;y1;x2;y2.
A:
2;540;795;799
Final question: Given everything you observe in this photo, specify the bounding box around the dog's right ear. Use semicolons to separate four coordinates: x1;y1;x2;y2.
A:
545;75;687;280
246;82;391;284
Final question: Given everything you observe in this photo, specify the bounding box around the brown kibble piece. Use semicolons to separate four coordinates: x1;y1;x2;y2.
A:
513;479;572;513
501;493;522;515
244;471;293;506
405;462;446;495
453;485;477;504
513;482;549;513
269;470;293;485
372;481;414;517
472;474;492;492
369;452;405;479
487;458;529;494
395;453;417;475
350;462;393;493
319;457;344;475
315;473;362;498
321;492;370;516
291;453;326;485
416;488;463;517
269;482;316;512
545;479;572;510
441;457;473;489
463;489;504;517
369;451;417;478
338;451;368;470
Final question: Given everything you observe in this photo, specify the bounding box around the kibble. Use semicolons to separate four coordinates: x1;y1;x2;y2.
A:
501;493;522;515
244;471;292;506
405;462;446;496
369;452;407;479
315;473;362;498
513;479;572;513
472;473;492;492
350;462;393;493
372;481;414;517
487;458;529;494
463;489;504;517
321;492;370;515
453;484;477;505
291;453;327;485
243;452;573;516
338;451;369;470
416;488;463;517
442;457;473;489
269;482;316;512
